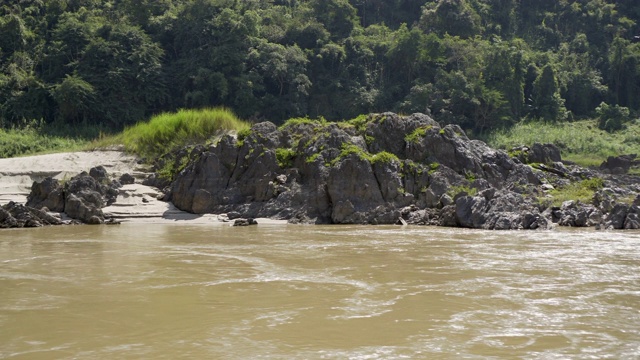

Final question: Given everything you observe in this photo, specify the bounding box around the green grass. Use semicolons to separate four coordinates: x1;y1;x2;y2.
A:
279;116;328;130
405;125;433;144
0;126;88;158
275;148;296;168
122;108;250;158
485;119;640;167
547;178;604;207
369;151;400;165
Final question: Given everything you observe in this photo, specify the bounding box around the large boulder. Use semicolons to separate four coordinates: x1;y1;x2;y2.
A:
600;154;638;174
529;143;562;164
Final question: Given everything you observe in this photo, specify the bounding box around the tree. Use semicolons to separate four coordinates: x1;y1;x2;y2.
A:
51;73;95;123
420;0;483;39
596;102;631;132
531;65;566;121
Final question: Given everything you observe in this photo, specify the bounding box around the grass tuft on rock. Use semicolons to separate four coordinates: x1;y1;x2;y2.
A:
547;177;605;207
122;108;250;158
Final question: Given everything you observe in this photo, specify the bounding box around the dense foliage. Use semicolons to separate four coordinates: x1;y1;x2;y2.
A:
1;0;639;134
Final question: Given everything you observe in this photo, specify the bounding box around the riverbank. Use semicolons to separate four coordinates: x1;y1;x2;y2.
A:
0;150;286;226
1;112;638;230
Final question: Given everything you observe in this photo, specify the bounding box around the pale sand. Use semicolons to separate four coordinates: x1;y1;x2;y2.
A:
0;150;286;225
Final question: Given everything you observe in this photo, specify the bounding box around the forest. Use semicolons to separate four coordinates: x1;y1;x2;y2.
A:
1;0;639;135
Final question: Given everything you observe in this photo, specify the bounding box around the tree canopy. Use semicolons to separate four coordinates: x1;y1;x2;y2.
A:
1;0;639;133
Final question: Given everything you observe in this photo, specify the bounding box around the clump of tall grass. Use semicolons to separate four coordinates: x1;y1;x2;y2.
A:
122;108;250;158
485;119;640;167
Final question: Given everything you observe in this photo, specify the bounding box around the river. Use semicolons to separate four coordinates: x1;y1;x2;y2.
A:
1;224;639;359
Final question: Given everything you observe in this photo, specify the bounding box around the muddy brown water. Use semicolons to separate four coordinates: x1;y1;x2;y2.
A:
1;224;639;359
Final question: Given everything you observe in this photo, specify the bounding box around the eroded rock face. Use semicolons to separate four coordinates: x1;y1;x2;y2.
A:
166;113;549;228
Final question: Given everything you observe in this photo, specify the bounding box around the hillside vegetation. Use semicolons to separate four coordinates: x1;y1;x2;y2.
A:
1;1;639;160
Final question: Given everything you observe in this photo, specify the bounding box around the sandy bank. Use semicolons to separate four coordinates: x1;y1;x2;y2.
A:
0;150;286;225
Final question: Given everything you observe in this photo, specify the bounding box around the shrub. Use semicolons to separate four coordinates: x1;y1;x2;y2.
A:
276;148;296;168
596;102;631;132
405;126;432;144
370;151;400;165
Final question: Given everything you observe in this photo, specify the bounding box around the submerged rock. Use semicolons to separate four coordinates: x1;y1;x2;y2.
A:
233;218;258;226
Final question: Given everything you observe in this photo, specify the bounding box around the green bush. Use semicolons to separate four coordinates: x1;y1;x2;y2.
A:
276;148;296;168
596;102;631;132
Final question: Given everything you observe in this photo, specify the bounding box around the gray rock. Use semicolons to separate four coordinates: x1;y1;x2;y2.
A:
26;177;65;212
119;173;135;185
0;201;62;228
601;204;629;230
624;212;640;230
600;154;638;174
529;143;562;164
233;218;258;226
328;153;384;223
89;166;109;183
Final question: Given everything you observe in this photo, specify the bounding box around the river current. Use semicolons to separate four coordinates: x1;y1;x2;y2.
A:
1;224;639;359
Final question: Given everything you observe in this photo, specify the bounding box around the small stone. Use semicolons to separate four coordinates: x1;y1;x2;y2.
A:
233;218;258;226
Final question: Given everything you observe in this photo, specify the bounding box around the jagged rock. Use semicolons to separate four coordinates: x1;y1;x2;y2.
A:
600;204;629;230
555;200;601;227
142;173;170;189
119;173;135;185
453;190;549;230
26;177;65;212
624;210;640;229
61;169;121;224
0;201;62;228
65;193;104;223
366;112;438;157
593;188;618;213
455;195;487;228
22;166;124;225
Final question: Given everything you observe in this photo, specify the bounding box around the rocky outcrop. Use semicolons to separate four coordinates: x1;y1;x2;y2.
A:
0;201;64;228
454;190;549;230
20;166;124;226
167;112;554;228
